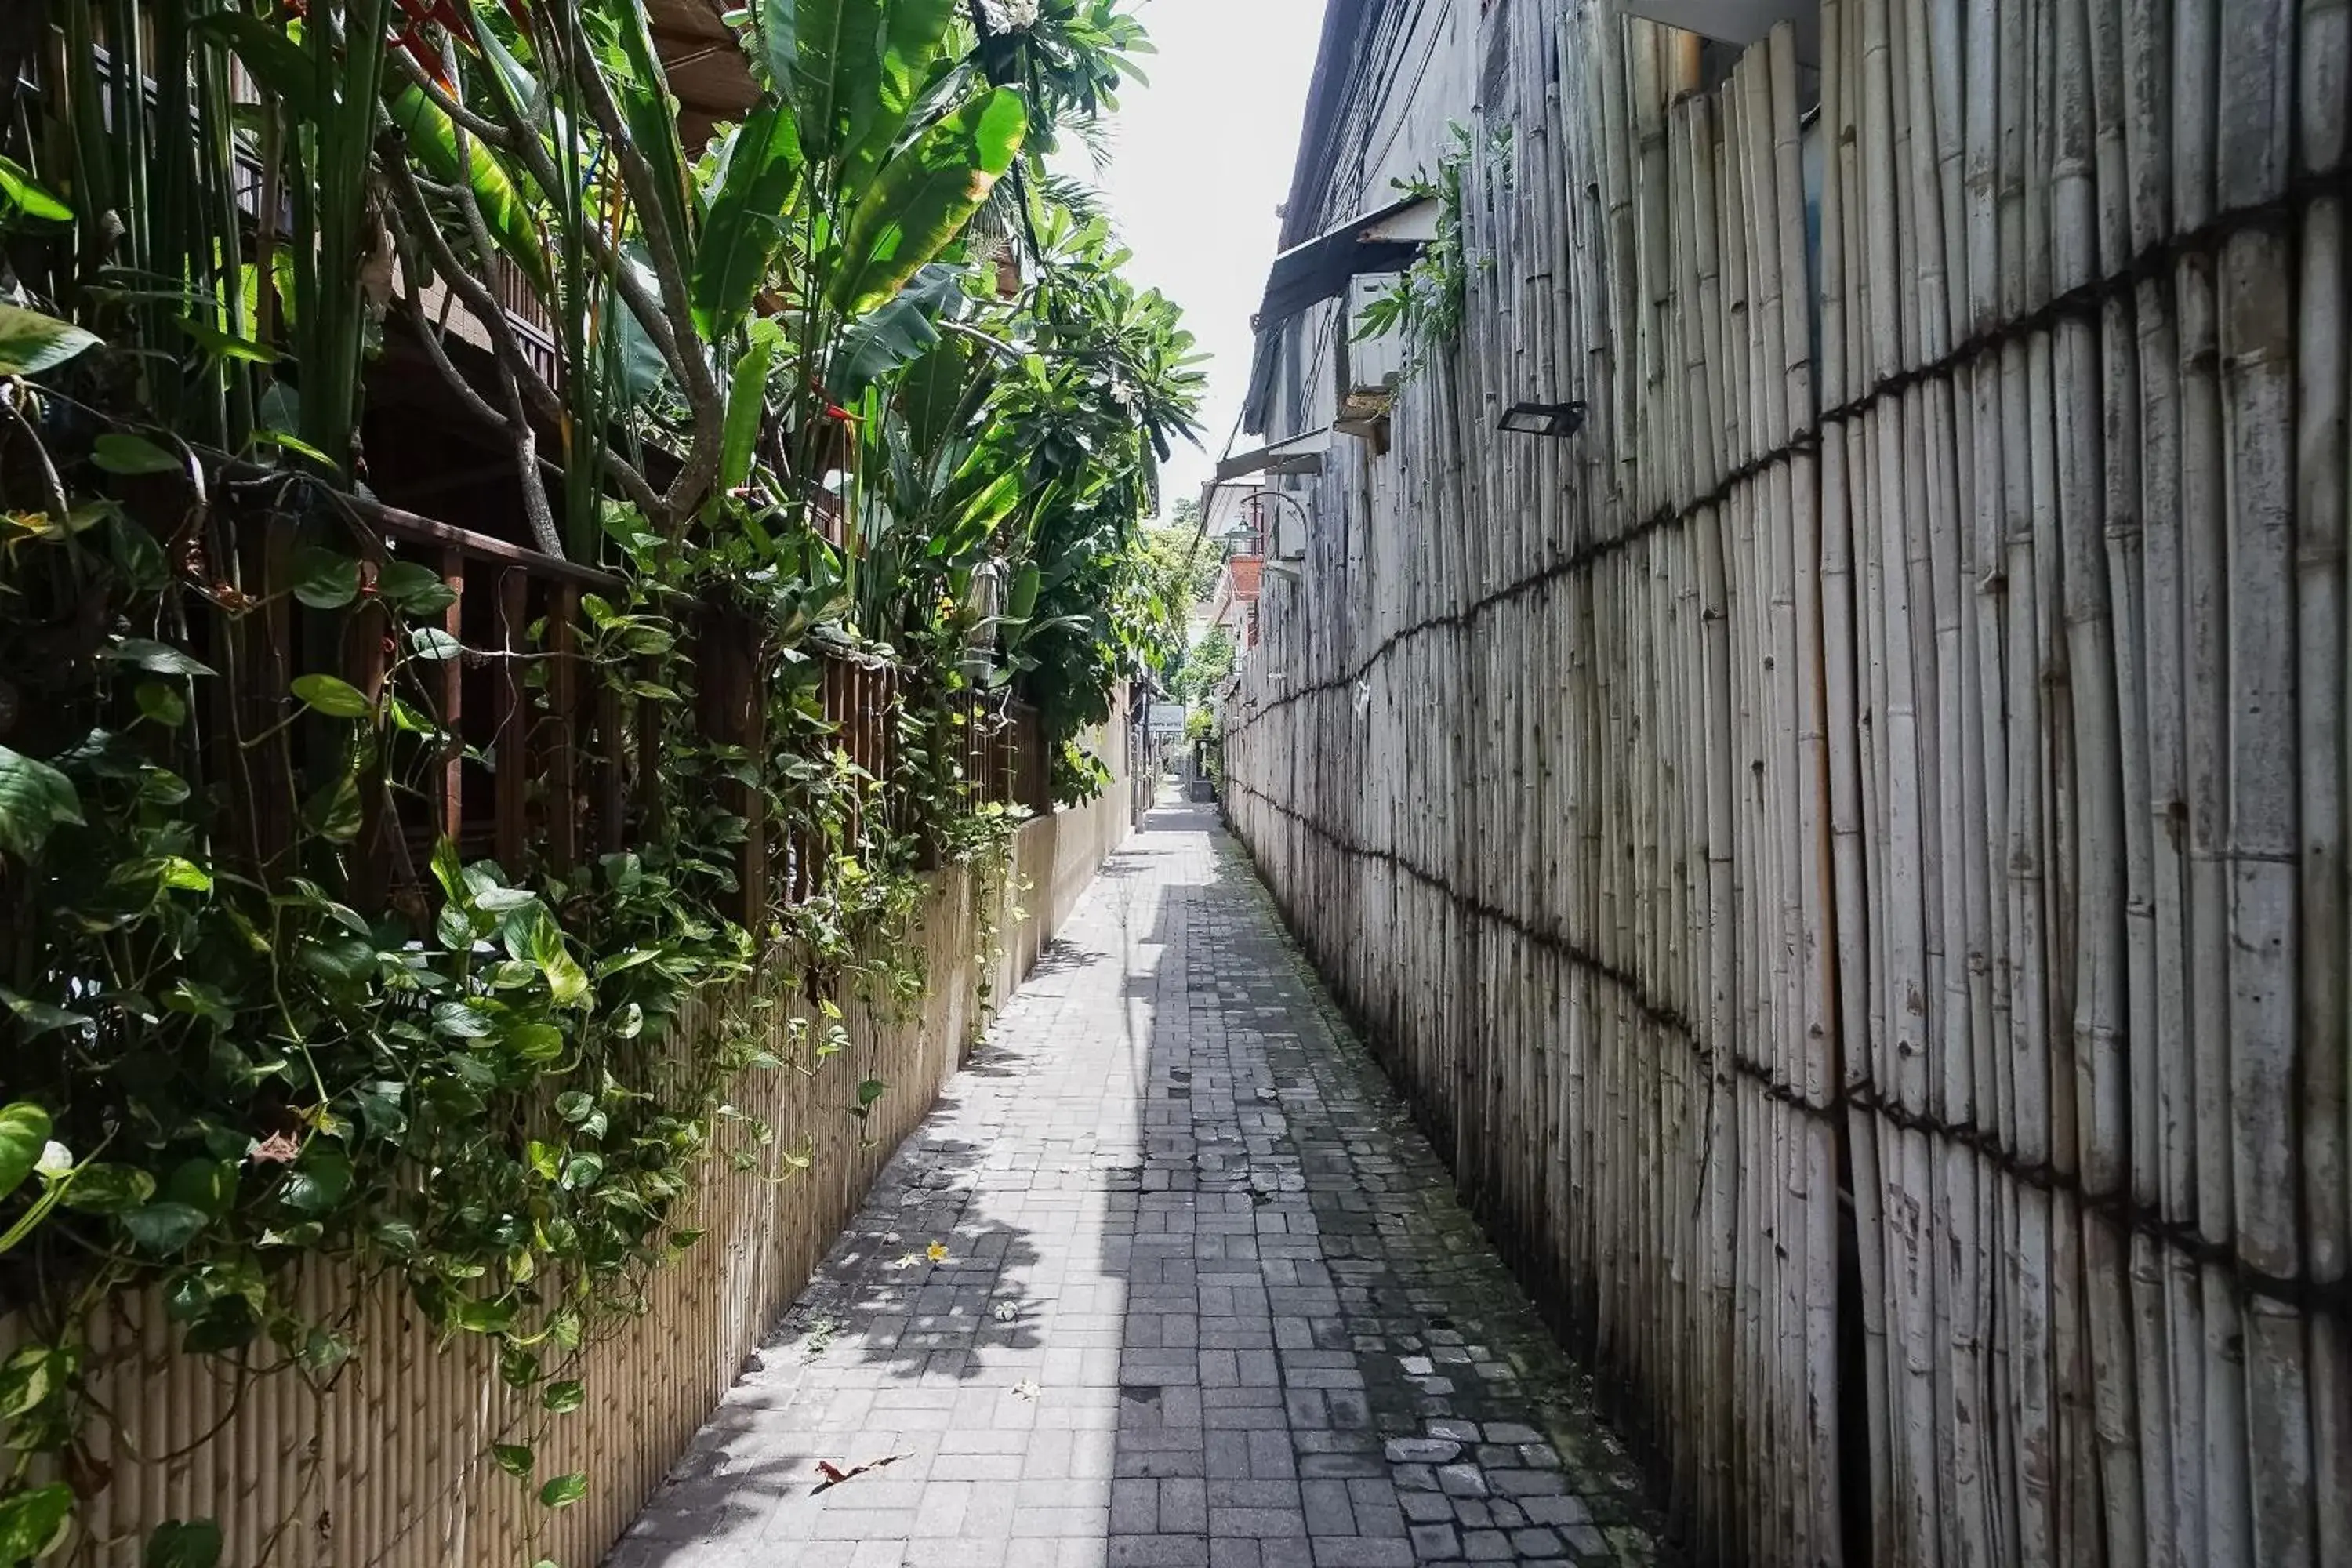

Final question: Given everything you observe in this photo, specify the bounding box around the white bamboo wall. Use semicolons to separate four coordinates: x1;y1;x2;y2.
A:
1224;1;2350;1563
18;789;1127;1568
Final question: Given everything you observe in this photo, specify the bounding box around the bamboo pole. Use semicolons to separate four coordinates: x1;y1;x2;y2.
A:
1200;5;2352;1563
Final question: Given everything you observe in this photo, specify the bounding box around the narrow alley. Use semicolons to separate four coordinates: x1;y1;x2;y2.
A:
608;802;1666;1568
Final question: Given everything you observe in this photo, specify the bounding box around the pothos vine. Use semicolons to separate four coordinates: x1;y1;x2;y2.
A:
0;450;1027;1566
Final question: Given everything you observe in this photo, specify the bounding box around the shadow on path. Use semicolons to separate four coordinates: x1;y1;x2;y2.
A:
607;789;1668;1568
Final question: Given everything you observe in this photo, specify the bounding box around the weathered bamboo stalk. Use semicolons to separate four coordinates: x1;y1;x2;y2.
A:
1214;4;2350;1563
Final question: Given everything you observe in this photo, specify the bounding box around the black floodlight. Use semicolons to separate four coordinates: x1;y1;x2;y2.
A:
1498;399;1588;438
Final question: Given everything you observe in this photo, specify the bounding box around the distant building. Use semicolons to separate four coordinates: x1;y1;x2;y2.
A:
1206;551;1262;652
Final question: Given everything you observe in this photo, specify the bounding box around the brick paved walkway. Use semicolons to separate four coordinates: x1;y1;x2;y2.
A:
610;800;1666;1568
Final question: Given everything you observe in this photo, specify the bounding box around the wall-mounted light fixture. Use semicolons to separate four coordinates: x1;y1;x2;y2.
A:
1498;399;1588;438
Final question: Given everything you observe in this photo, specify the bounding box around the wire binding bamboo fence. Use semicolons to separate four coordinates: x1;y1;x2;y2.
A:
1223;2;2349;1563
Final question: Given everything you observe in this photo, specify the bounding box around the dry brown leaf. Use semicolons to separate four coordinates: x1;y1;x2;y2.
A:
811;1452;909;1494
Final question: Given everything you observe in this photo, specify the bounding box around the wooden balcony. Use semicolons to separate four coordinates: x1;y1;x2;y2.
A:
189;481;1044;932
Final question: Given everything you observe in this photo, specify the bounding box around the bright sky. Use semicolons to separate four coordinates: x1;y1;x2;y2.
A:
1081;0;1328;520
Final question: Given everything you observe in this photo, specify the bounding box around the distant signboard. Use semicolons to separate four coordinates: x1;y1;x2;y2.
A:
1147;702;1187;737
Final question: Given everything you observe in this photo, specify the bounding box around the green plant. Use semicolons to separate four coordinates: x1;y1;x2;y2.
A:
0;0;1189;1559
1351;122;1508;376
1171;624;1235;706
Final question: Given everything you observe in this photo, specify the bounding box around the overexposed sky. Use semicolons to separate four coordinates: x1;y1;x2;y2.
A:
1081;0;1329;518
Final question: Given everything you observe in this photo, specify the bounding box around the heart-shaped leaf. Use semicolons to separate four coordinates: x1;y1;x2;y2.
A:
291;546;362;609
60;1163;156;1214
0;1482;74;1562
278;1149;352;1215
92;433;183;475
379;561;457;614
0;303;96;376
408;627;463;662
122;1202;210;1256
510;1023;564;1062
108;639;215;677
291;674;372;719
0;1105;50;1201
0;1345;72;1421
0;749;82;862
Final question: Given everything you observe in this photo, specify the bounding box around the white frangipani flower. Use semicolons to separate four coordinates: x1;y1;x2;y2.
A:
984;0;1043;32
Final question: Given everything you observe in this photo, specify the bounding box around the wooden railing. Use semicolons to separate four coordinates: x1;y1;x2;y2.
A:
193;489;1044;931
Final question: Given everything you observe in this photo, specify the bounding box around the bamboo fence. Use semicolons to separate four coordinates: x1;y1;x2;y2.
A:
1222;1;2350;1563
3;786;1128;1568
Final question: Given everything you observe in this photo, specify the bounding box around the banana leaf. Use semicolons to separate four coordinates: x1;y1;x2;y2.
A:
1005;561;1040;624
836;0;964;192
689;100;803;342
472;20;574;158
386;82;550;295
827;261;961;397
829;89;1025;318
719;318;783;494
759;0;886;162
924;464;1022;561
896;333;988;461
602;242;671;406
603;0;698;263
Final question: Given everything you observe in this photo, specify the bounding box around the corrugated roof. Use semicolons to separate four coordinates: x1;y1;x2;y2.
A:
1276;0;1385;250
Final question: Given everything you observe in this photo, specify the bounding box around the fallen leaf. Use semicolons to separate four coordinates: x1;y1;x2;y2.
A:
811;1452;909;1494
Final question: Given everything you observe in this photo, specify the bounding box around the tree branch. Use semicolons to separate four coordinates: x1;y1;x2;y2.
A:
383;49;518;151
437;38;696;397
495;354;563;557
382;171;666;527
379;151;566;430
554;26;725;524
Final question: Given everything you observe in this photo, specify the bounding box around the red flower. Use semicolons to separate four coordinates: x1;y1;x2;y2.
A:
392;24;452;90
428;0;480;47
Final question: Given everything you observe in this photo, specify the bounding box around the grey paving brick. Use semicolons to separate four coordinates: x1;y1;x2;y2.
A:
1110;1538;1211;1568
1408;1522;1461;1559
1311;1541;1417;1568
1112;1478;1160;1534
1300;1478;1357;1536
609;803;1664;1568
